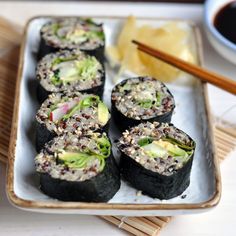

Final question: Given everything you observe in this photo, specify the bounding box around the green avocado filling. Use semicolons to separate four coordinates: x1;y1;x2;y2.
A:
98;102;109;125
61;95;109;125
138;137;194;162
51;56;100;85
57;133;110;171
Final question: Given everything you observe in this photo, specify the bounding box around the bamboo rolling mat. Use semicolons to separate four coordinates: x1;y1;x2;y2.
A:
0;17;235;236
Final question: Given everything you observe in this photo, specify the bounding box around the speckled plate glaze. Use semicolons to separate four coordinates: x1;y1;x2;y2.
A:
6;16;221;216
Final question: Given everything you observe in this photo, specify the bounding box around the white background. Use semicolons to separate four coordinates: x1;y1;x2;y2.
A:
0;1;236;235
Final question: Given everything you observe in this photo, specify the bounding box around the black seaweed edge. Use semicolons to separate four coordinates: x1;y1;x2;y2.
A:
39;150;120;202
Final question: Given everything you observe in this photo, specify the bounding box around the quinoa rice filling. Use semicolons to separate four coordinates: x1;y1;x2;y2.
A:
112;77;175;120
118;122;195;176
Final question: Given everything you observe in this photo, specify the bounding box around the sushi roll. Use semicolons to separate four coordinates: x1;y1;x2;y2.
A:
36;92;110;152
36;49;105;103
111;77;175;131
118;122;195;200
39;17;105;62
35;131;120;202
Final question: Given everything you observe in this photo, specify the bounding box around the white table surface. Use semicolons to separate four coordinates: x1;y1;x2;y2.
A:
0;1;236;236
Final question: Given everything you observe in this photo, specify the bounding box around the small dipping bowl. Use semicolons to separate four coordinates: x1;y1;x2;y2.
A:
204;0;236;64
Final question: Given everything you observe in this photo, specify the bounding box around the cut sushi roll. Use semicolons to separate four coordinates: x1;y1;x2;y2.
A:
39;17;105;62
36;92;110;152
111;77;175;131
36;49;105;103
35;131;120;202
118;122;195;199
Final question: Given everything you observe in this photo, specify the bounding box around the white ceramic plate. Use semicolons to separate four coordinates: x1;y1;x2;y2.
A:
7;16;221;216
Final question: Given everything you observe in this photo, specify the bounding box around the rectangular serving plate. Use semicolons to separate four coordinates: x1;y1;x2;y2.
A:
7;16;221;216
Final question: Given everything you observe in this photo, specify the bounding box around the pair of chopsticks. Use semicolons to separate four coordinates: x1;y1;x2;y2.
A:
132;40;236;95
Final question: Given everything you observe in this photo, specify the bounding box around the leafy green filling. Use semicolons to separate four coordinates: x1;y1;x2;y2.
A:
86;31;105;40
61;95;108;122
51;70;61;85
58;134;110;171
137;92;163;109
51;23;60;34
138;136;194;161
75;57;100;80
138;137;154;147
50;57;100;85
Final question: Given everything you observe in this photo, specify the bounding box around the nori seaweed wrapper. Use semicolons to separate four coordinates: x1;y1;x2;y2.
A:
120;151;194;199
35;121;57;153
39;148;120;202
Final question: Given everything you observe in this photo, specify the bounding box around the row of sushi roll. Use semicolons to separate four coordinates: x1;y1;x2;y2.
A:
35;17;120;202
34;17;196;203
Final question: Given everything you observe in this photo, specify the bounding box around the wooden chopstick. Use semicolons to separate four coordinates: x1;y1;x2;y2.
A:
132;40;236;95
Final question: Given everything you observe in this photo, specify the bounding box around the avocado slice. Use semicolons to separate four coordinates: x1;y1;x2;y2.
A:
162;137;195;151
98;102;109;125
143;142;168;158
141;139;189;160
58;152;92;168
154;140;188;157
58;149;107;171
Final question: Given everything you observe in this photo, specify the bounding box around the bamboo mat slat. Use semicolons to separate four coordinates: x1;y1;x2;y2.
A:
0;16;235;236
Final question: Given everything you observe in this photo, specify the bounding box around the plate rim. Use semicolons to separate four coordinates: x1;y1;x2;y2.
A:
6;15;221;213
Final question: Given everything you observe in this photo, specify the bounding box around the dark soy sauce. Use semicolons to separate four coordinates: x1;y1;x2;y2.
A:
214;1;236;44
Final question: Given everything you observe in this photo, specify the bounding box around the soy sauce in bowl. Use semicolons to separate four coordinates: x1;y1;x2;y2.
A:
214;1;236;45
